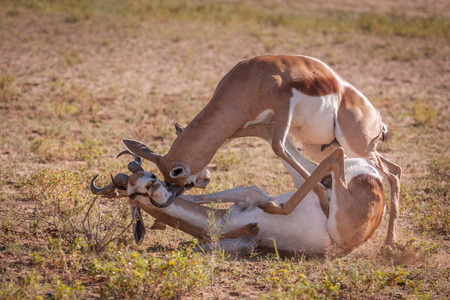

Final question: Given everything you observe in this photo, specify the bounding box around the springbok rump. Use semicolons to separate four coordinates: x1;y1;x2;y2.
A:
121;55;401;246
91;145;385;255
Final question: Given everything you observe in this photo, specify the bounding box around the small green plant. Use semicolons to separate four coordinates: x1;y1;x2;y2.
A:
62;50;85;67
0;73;19;101
88;248;209;298
405;155;449;237
358;12;449;39
410;101;439;127
23;168;132;253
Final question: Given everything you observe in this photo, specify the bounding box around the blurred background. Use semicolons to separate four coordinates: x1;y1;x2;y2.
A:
0;0;448;298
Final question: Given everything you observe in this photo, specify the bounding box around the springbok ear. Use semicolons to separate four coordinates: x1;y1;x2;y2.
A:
170;165;190;178
122;139;162;165
174;122;185;136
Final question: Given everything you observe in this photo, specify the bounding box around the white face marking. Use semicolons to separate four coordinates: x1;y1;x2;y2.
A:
128;173;172;205
129;174;211;229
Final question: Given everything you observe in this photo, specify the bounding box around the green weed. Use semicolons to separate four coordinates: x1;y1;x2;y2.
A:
358;12;449;39
4;0;449;39
410;100;440;127
0;73;19;102
22;168;132;252
29;137;106;163
88;247;209;298
405;155;449;237
62;50;86;67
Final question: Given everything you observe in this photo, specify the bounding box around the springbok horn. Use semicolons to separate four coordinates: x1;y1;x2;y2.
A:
90;175;116;195
122;139;162;165
110;173;130;190
117;150;144;174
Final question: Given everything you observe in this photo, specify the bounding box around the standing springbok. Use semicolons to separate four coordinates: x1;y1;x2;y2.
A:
123;55;401;245
91;146;385;255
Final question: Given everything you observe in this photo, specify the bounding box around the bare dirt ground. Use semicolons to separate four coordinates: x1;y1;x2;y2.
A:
0;0;449;298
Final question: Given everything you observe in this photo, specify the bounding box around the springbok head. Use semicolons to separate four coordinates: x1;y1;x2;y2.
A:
90;151;181;244
121;123;211;191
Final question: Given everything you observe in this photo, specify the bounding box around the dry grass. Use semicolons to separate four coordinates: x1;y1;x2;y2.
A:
0;0;449;298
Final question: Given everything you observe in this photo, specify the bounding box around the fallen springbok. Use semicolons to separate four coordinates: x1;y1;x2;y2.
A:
123;55;401;245
91;146;385;255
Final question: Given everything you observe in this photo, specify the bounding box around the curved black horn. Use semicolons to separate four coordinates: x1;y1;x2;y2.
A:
90;175;116;195
110;173;130;190
117;149;144;173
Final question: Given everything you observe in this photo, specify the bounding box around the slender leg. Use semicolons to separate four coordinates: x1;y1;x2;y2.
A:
194;236;257;254
259;148;346;215
270;106;329;215
375;152;402;246
232;125;318;177
282;136;318;186
180;186;271;210
221;223;259;240
198;223;259;244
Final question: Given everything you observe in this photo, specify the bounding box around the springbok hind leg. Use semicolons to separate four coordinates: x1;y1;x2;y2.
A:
375;152;402;246
259;148;346;216
194;236;258;254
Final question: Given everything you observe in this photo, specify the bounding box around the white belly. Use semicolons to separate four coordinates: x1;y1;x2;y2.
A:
289;89;338;144
224;192;329;253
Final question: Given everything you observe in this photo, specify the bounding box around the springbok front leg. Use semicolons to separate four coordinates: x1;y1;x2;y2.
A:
180;186;270;210
270;105;329;215
259;148;346;215
232;124;318;178
374;152;402;246
231;124;326;213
